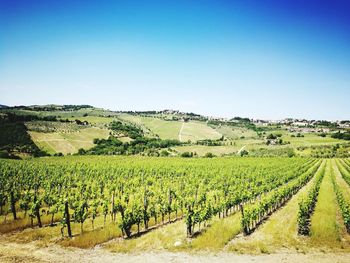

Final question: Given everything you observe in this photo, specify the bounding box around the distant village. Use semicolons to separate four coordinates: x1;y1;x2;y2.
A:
159;110;350;133
250;118;350;132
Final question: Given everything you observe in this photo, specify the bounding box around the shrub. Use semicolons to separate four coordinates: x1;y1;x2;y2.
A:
204;152;216;158
181;152;193;158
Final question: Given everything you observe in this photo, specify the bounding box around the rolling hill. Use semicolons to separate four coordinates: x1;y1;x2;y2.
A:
0;104;349;158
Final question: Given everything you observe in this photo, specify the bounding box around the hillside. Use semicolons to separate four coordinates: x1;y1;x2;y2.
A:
0;105;349;158
117;113;222;141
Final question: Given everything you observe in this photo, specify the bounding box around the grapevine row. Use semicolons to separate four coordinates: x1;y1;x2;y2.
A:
337;159;350;187
0;157;313;239
297;161;325;235
241;160;321;234
330;164;350;233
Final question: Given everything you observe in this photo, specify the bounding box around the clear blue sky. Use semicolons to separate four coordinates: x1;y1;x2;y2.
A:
1;0;350;120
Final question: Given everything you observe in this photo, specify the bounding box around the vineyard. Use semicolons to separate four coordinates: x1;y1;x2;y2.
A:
1;156;350;255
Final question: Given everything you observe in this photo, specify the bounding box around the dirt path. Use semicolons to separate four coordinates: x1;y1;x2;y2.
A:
237;145;246;155
178;122;185;142
1;239;350;263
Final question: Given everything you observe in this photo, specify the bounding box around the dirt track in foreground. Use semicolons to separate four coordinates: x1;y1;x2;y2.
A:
1;240;350;263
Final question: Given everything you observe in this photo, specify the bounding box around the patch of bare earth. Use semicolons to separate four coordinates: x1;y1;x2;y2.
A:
0;238;350;263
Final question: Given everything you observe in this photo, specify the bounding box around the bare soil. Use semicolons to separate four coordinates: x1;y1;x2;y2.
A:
1;238;350;263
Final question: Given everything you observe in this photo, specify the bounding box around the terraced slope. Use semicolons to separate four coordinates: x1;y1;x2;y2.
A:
29;127;109;154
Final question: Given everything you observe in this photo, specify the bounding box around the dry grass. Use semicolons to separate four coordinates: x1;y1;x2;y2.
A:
61;213;183;249
191;213;242;251
61;222;122;248
310;160;342;248
0;212;62;234
2;208;184;250
105;211;243;253
105;219;188;253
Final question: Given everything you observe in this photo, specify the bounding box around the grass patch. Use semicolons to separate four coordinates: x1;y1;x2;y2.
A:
117;114;221;142
214;125;257;140
180;121;222;142
190;213;242;251
310;160;342;248
0;212;62;234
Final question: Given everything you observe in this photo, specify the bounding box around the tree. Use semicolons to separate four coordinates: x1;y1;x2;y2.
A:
240;150;249;157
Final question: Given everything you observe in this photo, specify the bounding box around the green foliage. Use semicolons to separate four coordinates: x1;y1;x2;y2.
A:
240;150;249;157
196;139;222;146
267;134;277;140
10;104;94;112
87;135;181;155
160;150;170;157
0;156;314;240
207;118;259;133
297;163;325;235
204;152;216;158
310;144;350;158
110;121;144;139
249;147;295;157
73;201;89;232
180;152;194;158
337;160;350;192
314;120;339;128
331;131;350;141
241;160;320;234
330;166;350;233
0;118;47;157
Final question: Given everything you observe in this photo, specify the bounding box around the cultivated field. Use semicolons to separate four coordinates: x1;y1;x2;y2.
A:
1;156;350;262
28;127;109;154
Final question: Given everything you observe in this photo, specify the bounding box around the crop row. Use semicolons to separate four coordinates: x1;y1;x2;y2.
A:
330;164;350;233
297;161;325;235
0;156;313;239
241;160;321;234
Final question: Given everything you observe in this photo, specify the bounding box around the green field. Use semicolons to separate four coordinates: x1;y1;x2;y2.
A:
117;114;221;141
29;127;109;154
214;125;258;139
117;114;182;138
283;133;344;146
1;156;350;256
180;121;222;142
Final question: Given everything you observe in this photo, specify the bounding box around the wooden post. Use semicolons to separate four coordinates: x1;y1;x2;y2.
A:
240;204;249;235
65;201;72;238
10;192;17;220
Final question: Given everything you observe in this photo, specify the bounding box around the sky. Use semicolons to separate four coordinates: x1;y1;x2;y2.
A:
1;0;350;120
